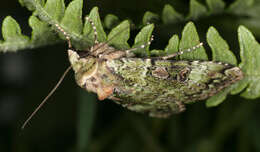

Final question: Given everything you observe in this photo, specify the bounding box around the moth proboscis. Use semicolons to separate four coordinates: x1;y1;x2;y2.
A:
22;16;243;129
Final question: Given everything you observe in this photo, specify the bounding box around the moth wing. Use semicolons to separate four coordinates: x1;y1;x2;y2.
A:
106;58;242;117
106;58;188;117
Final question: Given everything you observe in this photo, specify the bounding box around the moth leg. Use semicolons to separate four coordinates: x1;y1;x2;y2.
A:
160;42;203;60
102;51;131;60
100;33;154;59
102;34;154;60
124;35;154;56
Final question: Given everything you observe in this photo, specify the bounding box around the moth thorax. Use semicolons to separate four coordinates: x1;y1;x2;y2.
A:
91;43;116;57
68;49;96;73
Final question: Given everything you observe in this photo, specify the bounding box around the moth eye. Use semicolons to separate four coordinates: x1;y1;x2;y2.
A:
101;74;108;79
90;77;96;82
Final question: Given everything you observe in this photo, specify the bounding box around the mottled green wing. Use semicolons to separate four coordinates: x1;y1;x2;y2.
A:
106;58;242;117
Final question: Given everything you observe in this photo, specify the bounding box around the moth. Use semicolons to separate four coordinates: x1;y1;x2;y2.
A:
22;17;243;129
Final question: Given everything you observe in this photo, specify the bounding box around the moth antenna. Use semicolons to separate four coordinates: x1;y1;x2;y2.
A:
85;16;98;44
21;66;72;130
125;35;154;53
89;26;130;55
91;24;153;57
162;42;203;60
55;24;72;49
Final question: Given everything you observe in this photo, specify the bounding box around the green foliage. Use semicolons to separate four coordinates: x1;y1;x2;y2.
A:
228;0;254;15
77;89;96;152
1;16;29;51
207;27;237;65
107;20;130;50
142;11;160;25
236;26;260;99
1;0;260;151
205;27;238;107
179;22;208;60
165;35;179;55
0;15;58;52
132;24;154;57
162;4;184;24
206;0;225;14
104;14;120;29
187;0;208;20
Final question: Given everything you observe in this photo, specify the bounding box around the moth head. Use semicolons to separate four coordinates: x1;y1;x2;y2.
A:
68;49;96;73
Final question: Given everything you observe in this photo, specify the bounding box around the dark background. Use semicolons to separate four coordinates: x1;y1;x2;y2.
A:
1;0;260;152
